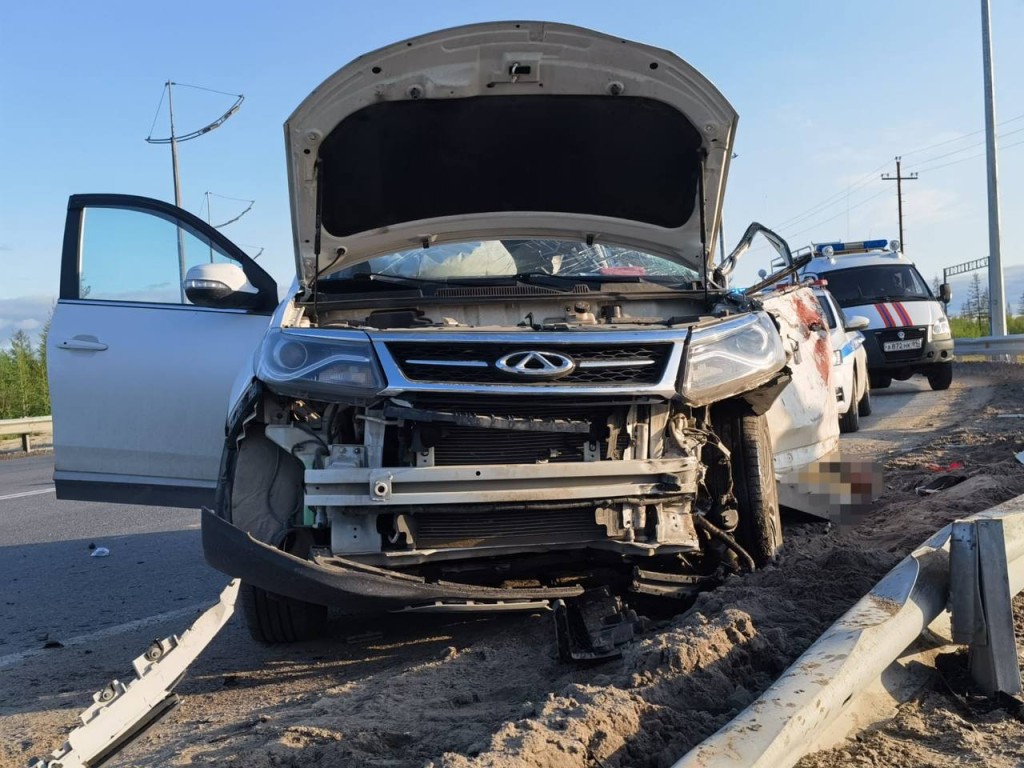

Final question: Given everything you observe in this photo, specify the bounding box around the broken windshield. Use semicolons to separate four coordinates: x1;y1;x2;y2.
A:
320;240;701;284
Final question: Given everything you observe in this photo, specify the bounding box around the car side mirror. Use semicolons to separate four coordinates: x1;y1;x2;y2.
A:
939;283;952;304
845;315;870;331
184;263;263;309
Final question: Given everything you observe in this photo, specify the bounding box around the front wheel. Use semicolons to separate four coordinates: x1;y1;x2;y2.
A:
241;583;328;644
857;374;873;416
869;372;892;389
712;407;782;567
927;362;953;391
223;425;329;643
839;371;862;433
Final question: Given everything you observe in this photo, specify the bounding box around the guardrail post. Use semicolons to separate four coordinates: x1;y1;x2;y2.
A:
950;517;1022;695
21;433;31;453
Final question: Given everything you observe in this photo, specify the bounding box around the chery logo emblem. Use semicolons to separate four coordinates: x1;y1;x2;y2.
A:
897;331;906;340
495;350;575;378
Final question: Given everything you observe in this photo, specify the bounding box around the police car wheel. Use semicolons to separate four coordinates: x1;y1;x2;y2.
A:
927;363;953;391
712;406;782;567
857;376;873;417
839;399;860;433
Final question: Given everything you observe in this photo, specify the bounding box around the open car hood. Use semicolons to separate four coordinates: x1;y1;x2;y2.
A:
285;21;738;287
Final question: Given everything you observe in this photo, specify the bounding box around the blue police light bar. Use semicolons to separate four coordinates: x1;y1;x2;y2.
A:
813;239;889;255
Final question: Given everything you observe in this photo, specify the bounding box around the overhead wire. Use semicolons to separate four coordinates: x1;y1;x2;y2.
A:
899;111;1024;158
171;81;244;99
755;115;1024;252
145;83;168;141
771;158;891;231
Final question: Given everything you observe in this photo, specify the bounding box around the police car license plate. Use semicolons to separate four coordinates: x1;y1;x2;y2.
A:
883;339;923;352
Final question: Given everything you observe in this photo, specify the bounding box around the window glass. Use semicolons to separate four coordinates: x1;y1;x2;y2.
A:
79;206;235;303
823;265;932;308
814;293;837;329
322;239;700;283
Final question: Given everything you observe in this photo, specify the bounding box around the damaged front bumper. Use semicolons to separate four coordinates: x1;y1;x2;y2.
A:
204;453;702;610
202;510;587;610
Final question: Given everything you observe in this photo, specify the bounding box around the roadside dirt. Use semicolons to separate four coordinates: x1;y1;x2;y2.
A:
3;362;1023;768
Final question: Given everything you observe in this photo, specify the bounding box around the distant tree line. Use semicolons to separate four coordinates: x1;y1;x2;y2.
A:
0;326;50;420
946;272;1024;338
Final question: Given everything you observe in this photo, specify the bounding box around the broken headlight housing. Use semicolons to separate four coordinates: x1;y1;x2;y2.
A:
256;329;385;400
680;312;787;404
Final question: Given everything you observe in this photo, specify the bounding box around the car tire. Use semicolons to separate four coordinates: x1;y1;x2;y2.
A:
839;371;861;433
222;425;329;643
241;582;328;644
712;406;782;567
857;376;873;417
927;362;953;391
869;372;891;389
839;401;860;433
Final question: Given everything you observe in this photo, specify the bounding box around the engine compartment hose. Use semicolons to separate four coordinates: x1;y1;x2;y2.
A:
693;514;757;573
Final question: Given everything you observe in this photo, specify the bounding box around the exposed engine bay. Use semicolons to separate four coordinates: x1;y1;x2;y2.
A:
208;278;821;632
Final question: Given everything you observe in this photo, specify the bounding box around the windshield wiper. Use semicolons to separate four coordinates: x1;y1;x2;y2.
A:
319;273;448;289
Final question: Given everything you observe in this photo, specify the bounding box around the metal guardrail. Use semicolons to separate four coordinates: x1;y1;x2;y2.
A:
674;493;1024;768
954;334;1024;356
0;416;53;452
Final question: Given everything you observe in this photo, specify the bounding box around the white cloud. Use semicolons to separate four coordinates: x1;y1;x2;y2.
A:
0;296;56;349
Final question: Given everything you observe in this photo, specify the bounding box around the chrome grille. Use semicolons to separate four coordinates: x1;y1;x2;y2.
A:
387;341;672;386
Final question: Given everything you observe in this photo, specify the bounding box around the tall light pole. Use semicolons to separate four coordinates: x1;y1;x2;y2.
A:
980;0;1006;336
166;82;187;300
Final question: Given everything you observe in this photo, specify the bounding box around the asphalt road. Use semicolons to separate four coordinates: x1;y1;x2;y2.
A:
0;456;226;661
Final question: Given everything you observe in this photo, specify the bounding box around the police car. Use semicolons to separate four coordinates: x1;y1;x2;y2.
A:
812;285;870;433
801;240;954;391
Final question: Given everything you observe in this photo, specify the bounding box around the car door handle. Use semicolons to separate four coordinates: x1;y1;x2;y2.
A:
58;336;109;351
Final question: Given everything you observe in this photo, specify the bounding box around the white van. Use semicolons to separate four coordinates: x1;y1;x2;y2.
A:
801;240;954;391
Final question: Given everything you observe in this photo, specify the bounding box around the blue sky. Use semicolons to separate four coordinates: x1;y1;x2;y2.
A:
2;0;1023;344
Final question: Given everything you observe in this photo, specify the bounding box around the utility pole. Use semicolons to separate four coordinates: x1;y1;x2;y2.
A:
167;82;187;301
980;0;1006;336
146;82;244;301
881;157;918;252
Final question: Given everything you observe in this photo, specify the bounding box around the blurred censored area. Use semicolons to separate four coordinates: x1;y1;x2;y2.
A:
796;459;884;527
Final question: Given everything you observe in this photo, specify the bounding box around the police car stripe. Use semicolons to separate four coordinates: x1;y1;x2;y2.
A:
838;337;861;360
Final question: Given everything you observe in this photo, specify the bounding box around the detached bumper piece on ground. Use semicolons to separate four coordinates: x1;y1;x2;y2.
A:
30;580;239;768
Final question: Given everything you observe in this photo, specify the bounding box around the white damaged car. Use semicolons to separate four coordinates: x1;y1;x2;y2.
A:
48;22;837;642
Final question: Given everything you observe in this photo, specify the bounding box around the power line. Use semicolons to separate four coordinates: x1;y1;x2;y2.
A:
771;159;891;231
900;111;1024;158
782;187;891;242
905;124;1024;170
146;84;167;141
171;81;244;99
768;113;1024;237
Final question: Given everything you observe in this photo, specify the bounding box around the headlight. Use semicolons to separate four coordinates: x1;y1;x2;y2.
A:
681;313;787;404
256;329;385;400
932;315;950;338
833;349;843;367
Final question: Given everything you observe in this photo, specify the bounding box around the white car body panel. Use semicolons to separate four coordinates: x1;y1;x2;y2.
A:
48;301;270;503
814;288;867;416
285;21;737;283
760;287;839;476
